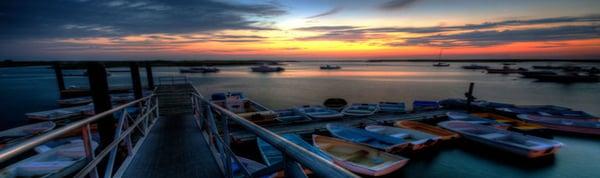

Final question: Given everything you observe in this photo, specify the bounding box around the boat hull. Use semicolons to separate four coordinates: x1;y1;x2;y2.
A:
395;120;459;141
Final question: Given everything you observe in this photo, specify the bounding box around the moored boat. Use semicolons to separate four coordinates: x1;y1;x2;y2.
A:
438;121;563;158
313;135;409;176
257;134;325;176
0;122;56;148
378;102;406;113
0;140;98;177
446;112;510;129
323;98;348;111
211;92;277;124
180;66;220;73
394;120;459;141
485;66;528;74
251;64;284;73
275;108;311;123
365;125;439;151
412;100;439;112
25;104;94;121
320;65;342;70
432;62;450;67
473;113;546;133
341;103;379;117
257;138;283;166
326;124;409;152
461;64;489;69
517;114;600;136
296;105;343;120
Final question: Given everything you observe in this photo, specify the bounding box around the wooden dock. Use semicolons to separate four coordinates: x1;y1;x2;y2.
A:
229;110;451;142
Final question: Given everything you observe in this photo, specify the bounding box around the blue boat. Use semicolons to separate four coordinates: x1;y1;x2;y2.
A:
296;105;343;120
378;102;406;113
446;112;510;129
412;100;439;111
341;103;379;117
326;124;410;152
275;108;311;123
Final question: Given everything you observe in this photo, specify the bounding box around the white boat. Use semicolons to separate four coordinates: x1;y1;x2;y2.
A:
251;64;284;73
438;121;562;158
0;140;98;177
211;92;277;124
341;103;379;117
365;125;440;151
25;104;94;121
296;105;343;120
0;122;56;148
378;102;406;113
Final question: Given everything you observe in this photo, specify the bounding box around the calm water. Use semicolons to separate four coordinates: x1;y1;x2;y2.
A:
1;62;599;178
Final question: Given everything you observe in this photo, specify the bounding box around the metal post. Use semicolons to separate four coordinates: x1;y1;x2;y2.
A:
145;62;155;89
87;62;115;150
53;63;66;92
222;116;232;178
129;62;143;100
465;82;476;112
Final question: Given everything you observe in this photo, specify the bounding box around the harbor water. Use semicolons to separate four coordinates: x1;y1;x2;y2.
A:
0;62;599;178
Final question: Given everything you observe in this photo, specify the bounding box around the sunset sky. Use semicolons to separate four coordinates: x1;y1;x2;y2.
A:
1;0;599;60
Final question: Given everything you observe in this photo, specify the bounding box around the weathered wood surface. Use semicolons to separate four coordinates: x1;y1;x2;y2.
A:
229;110;451;142
122;115;223;178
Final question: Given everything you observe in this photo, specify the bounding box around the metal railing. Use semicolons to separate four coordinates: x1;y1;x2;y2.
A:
190;85;358;178
157;76;188;86
0;94;159;178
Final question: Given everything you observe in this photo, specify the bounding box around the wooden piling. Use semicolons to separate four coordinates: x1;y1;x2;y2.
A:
145;62;155;89
53;63;66;92
129;62;143;100
86;62;115;150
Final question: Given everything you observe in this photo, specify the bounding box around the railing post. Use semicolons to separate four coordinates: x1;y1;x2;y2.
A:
82;124;99;178
222;116;232;178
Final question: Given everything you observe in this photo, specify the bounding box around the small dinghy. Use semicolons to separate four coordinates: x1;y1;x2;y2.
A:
211;92;277;124
0;140;98;177
395;120;459;141
25;104;94;121
57;97;92;107
257;134;327;176
438;121;562;158
365;125;440;151
296;105;343;120
323;98;348;111
412;100;439;111
326;124;409;152
446;112;510;129
517;114;600;136
313;135;409;176
0;122;56;148
378;102;406;113
341;103;379;117
275;108;311;123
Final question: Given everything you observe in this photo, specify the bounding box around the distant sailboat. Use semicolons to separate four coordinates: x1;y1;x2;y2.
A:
433;49;450;67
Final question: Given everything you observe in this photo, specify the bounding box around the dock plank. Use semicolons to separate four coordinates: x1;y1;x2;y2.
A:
229;110;451;142
122;115;223;178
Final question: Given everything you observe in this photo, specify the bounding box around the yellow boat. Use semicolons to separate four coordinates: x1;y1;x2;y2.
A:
394;120;459;141
473;113;545;131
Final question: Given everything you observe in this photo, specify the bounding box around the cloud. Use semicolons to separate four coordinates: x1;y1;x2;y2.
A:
0;0;286;40
380;0;419;10
399;25;600;47
293;26;360;31
306;6;343;19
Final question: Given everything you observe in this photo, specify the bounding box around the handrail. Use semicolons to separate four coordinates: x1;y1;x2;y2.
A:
0;94;154;163
190;86;357;178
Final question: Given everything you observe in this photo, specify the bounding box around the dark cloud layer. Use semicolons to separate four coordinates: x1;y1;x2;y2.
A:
306;6;343;19
380;0;420;10
0;0;286;40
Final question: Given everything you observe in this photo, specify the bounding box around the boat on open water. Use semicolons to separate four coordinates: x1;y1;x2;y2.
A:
320;65;341;70
312;135;409;176
438;121;562;158
251;64;284;73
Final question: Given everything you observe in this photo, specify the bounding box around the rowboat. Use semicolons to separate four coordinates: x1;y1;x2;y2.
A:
275;108;311;123
0;140;98;177
323;98;348;111
438;121;563;158
473;113;546;132
412;100;439;111
517;114;600;136
446;112;510;129
365;125;439;151
211;92;277;124
296;105;343;120
25;104;94;121
257;138;282;166
326;124;409;152
341;103;379;117
313;135;409;176
394;120;459;141
378;102;406;113
0;122;56;148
